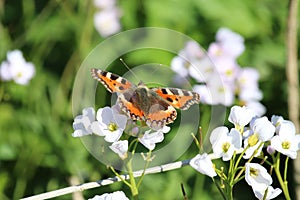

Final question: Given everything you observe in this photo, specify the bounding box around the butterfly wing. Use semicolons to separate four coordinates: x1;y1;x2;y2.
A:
91;68;134;93
152;88;200;110
145;93;177;130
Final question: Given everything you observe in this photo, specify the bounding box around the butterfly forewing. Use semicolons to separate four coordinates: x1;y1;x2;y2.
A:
91;68;134;93
152;88;200;110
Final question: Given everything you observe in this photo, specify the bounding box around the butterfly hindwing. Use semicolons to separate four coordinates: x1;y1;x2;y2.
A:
91;68;134;93
152;88;200;110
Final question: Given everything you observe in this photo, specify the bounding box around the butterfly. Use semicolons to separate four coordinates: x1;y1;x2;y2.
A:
91;68;200;130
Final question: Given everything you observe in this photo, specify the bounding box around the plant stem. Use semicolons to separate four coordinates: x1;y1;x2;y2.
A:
274;154;291;200
109;166;131;188
137;151;152;188
126;158;139;199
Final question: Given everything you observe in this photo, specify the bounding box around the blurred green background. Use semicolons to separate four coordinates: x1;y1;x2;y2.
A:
0;0;298;199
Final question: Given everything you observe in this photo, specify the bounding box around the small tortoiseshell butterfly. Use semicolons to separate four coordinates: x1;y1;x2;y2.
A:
91;68;200;130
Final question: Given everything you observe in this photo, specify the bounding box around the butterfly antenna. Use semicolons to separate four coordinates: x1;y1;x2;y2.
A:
119;58;139;82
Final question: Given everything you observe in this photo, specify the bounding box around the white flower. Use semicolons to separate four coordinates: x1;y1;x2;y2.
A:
171;41;206;79
88;191;129;200
180;40;205;60
228;106;255;131
138;126;170;150
0;62;12;81
94;8;121;37
215;27;245;58
190;153;217;178
252;185;282;200
245;163;281;199
250;117;275;142
271;115;284;128
109;140;128;159
194;74;235;106
94;0;116;9
210;127;242;161
171;56;189;77
245;163;272;190
243;136;263;159
193;84;212;105
188;56;215;82
276;119;296;136
91;107;127;143
0;50;35;85
244;101;266;117
239;87;263;102
270;121;300;159
72;107;96;137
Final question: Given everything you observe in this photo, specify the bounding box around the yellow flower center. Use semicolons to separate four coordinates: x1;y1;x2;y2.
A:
282;141;290;149
250;167;259;177
108;122;118;132
225;69;233;76
16;71;23;78
248;133;259;147
222;142;231;153
218;86;225;93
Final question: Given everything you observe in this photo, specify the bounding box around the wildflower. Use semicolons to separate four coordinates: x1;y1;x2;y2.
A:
228;106;255;132
94;8;121;37
91;107;127;143
138;126;170;150
245;163;272;190
171;56;189;77
188;56;215;82
214;27;245;59
245;163;281;200
243;134;263;159
270;121;300;159
271;115;284;128
94;0;116;9
0;50;35;85
252;185;282;200
190;153;217;178
210;127;242;161
194;74;235;106
72;107;96;137
250;117;275;142
244;101;266;117
109;140;128;159
88;191;129;200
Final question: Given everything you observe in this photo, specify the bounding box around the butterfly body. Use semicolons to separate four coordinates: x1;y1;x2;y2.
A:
91;68;200;130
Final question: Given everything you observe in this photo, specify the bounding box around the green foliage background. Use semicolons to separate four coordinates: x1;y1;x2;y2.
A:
0;0;298;199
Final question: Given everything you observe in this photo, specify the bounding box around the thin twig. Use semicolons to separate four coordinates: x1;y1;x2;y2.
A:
20;160;190;200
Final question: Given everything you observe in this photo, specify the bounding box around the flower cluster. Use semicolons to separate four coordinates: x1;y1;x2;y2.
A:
93;0;122;37
190;105;300;199
0;50;35;85
72;105;170;159
171;28;265;116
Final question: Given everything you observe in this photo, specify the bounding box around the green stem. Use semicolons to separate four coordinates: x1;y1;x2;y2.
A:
109;166;131;188
126;158;139;199
137;150;152;188
234;142;263;183
274;154;291;200
284;156;289;181
212;178;227;200
226;184;233;200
